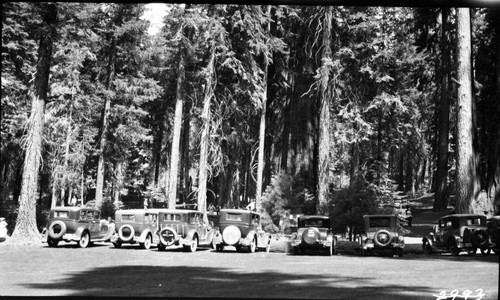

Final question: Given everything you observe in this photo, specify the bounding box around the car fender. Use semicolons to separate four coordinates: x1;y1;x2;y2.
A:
185;229;198;242
245;230;258;243
102;222;115;241
139;229;152;243
74;226;88;240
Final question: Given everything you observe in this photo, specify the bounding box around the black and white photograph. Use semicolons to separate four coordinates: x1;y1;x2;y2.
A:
1;1;499;299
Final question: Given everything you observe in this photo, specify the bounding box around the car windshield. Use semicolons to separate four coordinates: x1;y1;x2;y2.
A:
54;211;69;218
369;217;391;228
226;213;243;221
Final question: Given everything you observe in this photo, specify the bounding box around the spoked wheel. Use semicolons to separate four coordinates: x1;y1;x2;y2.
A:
480;248;490;256
79;231;90;248
249;237;256;253
184;235;198;252
141;234;152;250
448;239;460;256
47;238;59;248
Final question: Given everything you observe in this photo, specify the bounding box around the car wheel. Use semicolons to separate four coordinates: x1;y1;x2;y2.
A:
480;248;490;256
423;240;433;255
374;230;392;247
79;231;90;248
157;243;166;251
48;221;67;240
113;242;122;248
448;239;460;256
326;244;333;256
141;234;152;250
118;224;135;242
47;238;59;247
249;236;256;253
466;248;476;256
265;241;270;253
184;235;198;252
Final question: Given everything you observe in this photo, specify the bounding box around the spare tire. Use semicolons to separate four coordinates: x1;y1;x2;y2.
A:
118;224;135;242
48;221;67;239
374;230;392;247
471;229;489;248
222;225;241;245
302;227;320;245
159;227;177;246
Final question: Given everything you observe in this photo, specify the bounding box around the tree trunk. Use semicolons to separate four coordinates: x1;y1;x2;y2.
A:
96;35;116;208
168;45;186;210
317;6;334;212
455;8;479;213
11;3;57;244
197;46;215;214
434;8;451;212
255;5;271;210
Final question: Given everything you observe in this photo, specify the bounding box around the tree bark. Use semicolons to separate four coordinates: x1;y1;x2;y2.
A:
168;45;186;210
455;8;479;213
434;8;451;211
96;35;116;208
317;6;334;212
197;46;215;214
255;5;271;210
11;3;57;244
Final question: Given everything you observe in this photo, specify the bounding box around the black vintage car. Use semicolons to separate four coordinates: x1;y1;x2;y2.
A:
422;214;490;256
290;215;337;256
213;209;271;253
359;214;406;257
42;207;114;248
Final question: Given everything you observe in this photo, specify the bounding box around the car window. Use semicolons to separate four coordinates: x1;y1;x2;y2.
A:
122;214;135;221
304;219;323;227
86;211;94;220
54;211;69;218
164;214;181;222
226;213;243;221
145;213;157;222
466;218;482;226
94;212;100;220
369;217;391;228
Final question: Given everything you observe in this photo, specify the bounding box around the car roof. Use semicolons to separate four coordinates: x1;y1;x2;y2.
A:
363;214;396;218
51;207;98;212
220;209;258;215
299;215;329;220
439;214;485;219
157;209;202;214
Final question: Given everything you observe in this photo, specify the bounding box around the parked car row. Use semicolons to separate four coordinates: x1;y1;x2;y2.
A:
41;207;499;258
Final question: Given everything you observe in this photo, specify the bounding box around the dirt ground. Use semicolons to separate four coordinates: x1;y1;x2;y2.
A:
0;240;498;299
1;194;498;298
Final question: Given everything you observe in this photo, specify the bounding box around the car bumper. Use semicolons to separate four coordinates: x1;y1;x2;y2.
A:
291;240;333;248
363;242;405;249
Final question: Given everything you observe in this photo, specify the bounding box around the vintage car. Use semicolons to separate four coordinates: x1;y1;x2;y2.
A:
359;214;406;257
111;209;164;249
213;209;271;253
290;215;337;256
41;207;114;248
485;216;500;255
156;209;220;252
422;214;490;256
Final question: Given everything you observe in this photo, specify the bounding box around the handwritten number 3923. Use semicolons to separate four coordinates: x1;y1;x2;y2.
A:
433;289;485;300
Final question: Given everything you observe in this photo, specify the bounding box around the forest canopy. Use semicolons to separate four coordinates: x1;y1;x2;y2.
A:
1;3;499;243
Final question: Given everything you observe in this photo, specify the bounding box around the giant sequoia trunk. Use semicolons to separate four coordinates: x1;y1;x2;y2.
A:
168;46;186;210
255;5;271;209
434;8;451;212
197;46;215;214
11;3;57;243
317;6;334;212
96;37;116;208
455;8;479;213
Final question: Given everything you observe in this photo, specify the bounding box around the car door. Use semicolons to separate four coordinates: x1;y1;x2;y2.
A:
88;211;102;239
195;213;210;245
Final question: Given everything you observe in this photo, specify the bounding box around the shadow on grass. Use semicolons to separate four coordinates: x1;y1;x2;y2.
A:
23;265;435;299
